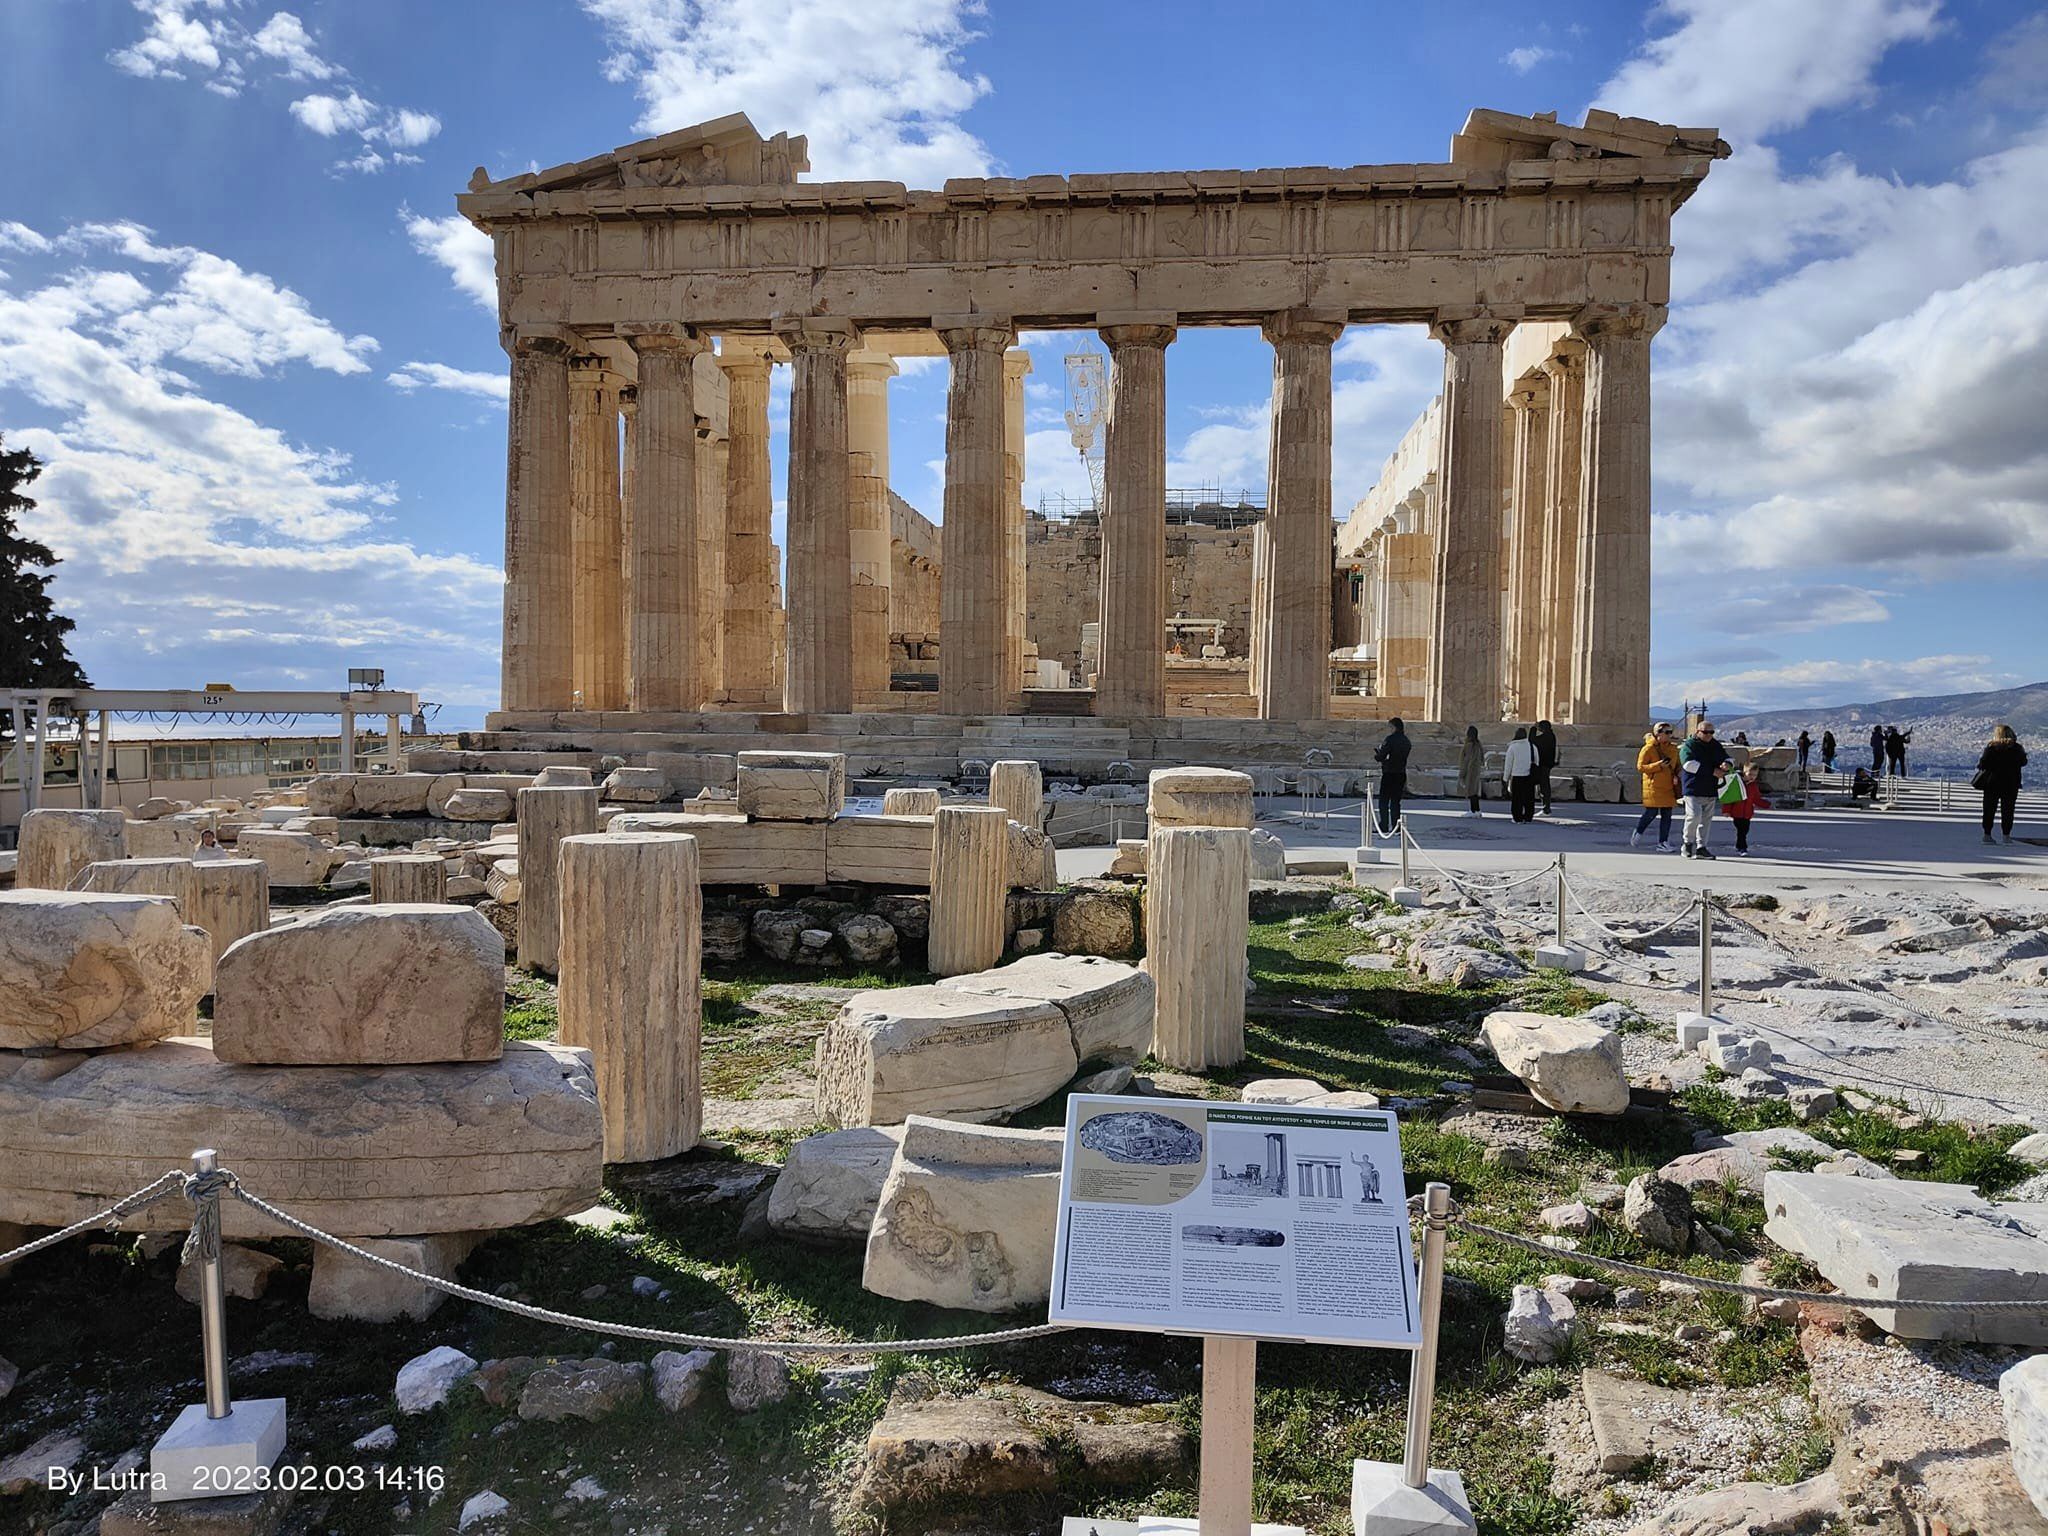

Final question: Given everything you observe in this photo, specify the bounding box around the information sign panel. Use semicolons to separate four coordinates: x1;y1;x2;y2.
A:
1049;1095;1420;1349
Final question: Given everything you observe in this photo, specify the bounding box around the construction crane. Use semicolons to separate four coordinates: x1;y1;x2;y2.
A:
1064;350;1108;513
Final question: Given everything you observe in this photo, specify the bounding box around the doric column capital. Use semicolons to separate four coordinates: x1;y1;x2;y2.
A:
935;316;1016;354
772;313;860;353
1261;307;1345;347
847;348;900;383
1571;303;1666;342
617;384;638;414
1101;321;1177;352
502;323;578;358
1507;374;1550;411
1002;348;1034;379
1429;309;1518;347
567;353;617;390
621;321;709;357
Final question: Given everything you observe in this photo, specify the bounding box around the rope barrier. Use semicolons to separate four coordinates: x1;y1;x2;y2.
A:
0;1172;188;1271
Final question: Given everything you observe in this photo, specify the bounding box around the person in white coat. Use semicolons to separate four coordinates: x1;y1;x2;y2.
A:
1505;727;1537;823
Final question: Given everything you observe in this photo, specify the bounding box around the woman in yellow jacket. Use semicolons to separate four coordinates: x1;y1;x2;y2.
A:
1632;722;1680;849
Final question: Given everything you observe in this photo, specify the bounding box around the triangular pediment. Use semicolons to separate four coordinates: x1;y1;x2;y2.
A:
468;114;810;195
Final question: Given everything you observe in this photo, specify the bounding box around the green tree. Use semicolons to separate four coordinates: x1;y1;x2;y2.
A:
0;436;89;692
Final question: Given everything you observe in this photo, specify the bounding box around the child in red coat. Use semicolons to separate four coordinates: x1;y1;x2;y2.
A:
1722;763;1769;856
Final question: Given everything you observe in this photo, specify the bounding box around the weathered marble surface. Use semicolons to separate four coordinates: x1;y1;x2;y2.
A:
0;890;210;1049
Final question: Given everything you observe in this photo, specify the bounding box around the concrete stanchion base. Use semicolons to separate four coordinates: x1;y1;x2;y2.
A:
1533;943;1584;972
151;1399;287;1502
1390;886;1424;909
1674;1010;1723;1049
1354;846;1388;865
1061;1519;1307;1536
1350;1461;1477;1534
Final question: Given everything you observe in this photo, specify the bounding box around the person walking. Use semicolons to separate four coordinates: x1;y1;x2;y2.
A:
1373;717;1411;836
1530;719;1559;815
1678;719;1732;859
1975;723;2028;844
1869;723;1885;773
1821;729;1836;773
1505;727;1537;822
1632;722;1680;849
1457;725;1485;816
1723;762;1769;856
1796;730;1812;772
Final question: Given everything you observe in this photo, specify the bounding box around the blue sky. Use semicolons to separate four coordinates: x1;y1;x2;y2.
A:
2;0;2045;726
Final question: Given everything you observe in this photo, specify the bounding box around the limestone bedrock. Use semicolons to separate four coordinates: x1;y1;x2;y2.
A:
211;904;505;1065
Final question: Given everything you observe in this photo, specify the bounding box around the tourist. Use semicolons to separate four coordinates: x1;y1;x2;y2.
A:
1678;719;1732;859
1888;727;1911;777
1530;719;1558;815
1373;717;1410;835
1723;762;1768;856
1631;722;1680;850
1796;730;1812;771
1457;725;1484;816
1870;723;1886;772
1821;729;1837;772
1974;724;2028;845
1732;730;1750;746
1504;727;1536;822
1851;765;1879;802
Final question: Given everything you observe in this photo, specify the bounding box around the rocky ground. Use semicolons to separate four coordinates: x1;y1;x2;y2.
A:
3;878;2045;1536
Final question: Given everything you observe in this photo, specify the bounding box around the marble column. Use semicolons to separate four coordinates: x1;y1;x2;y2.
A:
623;327;703;712
848;349;898;705
1425;312;1513;725
1002;349;1032;704
1537;339;1587;722
719;341;780;708
1094;319;1174;718
502;331;574;712
1380;499;1434;703
618;384;637;599
1571;304;1664;726
775;315;858;714
1254;310;1342;721
1504;375;1551;720
937;319;1016;715
695;419;726;702
569;355;626;711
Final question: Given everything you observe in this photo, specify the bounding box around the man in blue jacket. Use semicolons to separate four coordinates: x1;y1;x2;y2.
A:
1678;720;1733;860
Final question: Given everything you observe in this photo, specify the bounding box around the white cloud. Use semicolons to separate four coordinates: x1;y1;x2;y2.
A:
109;5;437;174
581;0;996;183
289;89;374;137
403;211;498;311
248;11;336;80
389;361;509;401
1594;0;1942;144
1503;46;1559;74
0;229;501;705
0;222;53;255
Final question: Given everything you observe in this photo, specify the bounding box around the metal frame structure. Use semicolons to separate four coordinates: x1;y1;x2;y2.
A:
2;686;421;815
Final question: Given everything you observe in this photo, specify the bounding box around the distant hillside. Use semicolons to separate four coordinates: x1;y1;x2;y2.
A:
1680;682;2048;783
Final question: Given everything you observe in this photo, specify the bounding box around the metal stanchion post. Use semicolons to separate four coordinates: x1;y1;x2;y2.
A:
193;1149;230;1420
1699;892;1714;1019
1399;824;1410;887
1402;1183;1451;1487
1554;856;1568;951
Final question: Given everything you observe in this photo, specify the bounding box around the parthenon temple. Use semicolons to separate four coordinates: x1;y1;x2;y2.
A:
462;107;1725;770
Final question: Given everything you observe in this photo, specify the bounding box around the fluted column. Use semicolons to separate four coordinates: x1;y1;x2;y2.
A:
695;419;726;702
720;341;780;707
938;319;1016;715
1425;311;1513;725
1002;349;1032;705
619;384;637;591
776;315;858;714
1094;319;1174;717
1505;376;1551;719
1537;340;1586;721
1254;309;1342;721
1571;304;1664;726
623;327;704;711
569;356;625;711
502;330;574;711
848;349;898;706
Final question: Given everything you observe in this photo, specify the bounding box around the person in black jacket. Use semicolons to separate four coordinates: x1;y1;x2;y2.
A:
1373;718;1411;835
1530;719;1559;815
1821;729;1837;772
1976;724;2028;844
